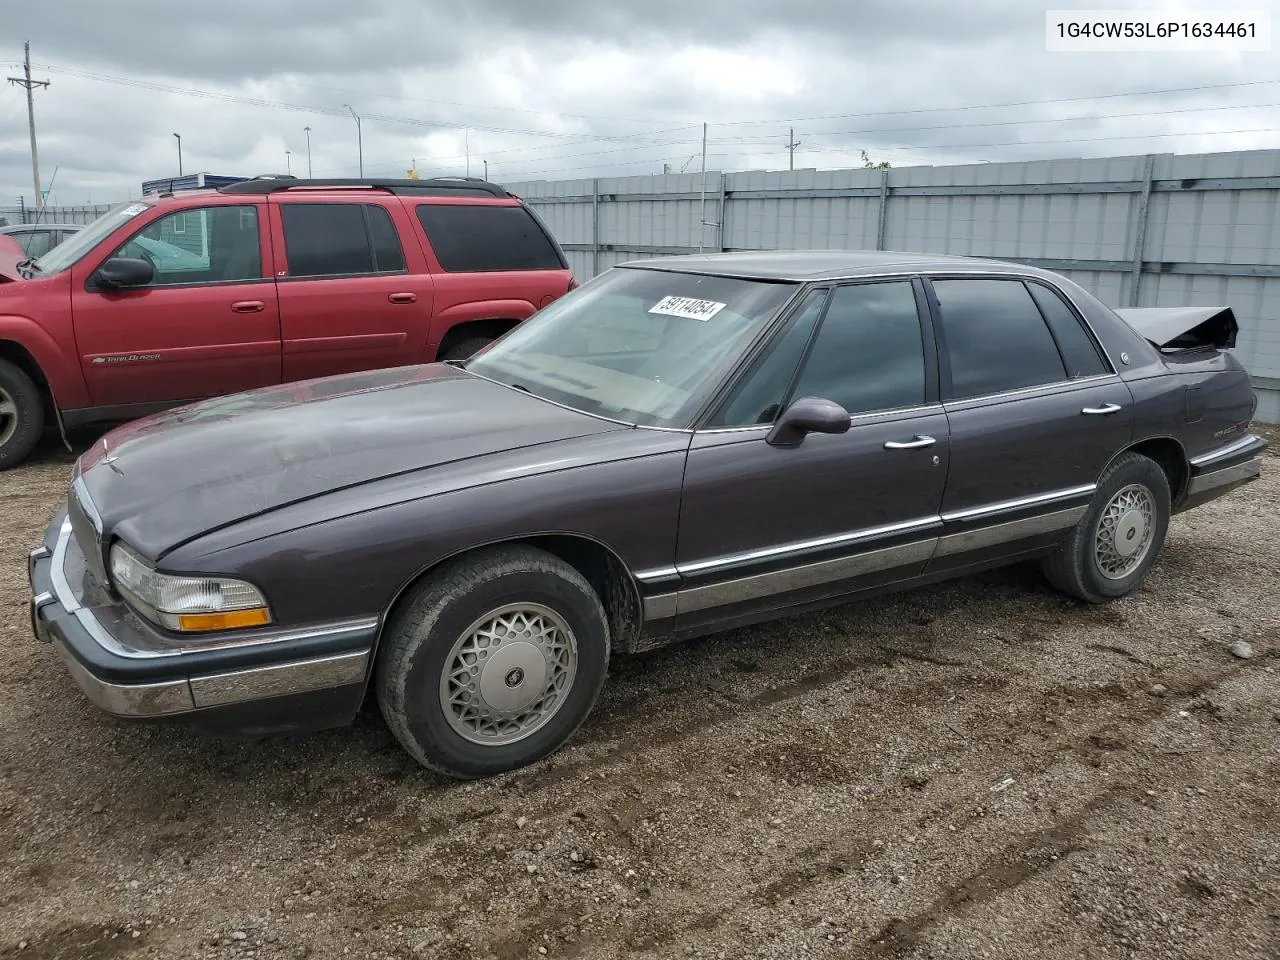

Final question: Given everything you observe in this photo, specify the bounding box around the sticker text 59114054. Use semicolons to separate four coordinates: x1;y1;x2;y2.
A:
648;296;727;322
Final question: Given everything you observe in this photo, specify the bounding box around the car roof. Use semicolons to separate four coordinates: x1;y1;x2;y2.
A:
618;249;1045;282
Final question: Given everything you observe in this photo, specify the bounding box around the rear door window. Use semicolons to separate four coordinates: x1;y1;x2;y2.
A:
930;278;1068;400
415;203;564;272
280;203;406;278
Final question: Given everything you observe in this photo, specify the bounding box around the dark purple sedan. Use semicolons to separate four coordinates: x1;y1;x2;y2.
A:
28;251;1267;778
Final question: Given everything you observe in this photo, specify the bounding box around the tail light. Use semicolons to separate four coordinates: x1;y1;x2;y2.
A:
567;276;579;292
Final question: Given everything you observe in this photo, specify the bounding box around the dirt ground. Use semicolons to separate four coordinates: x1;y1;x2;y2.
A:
1;428;1278;960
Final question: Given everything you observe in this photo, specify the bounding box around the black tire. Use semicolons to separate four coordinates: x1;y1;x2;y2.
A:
375;545;610;779
439;336;493;362
1041;452;1171;604
0;357;45;471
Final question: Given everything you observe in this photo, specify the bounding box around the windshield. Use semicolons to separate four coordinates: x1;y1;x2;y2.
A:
465;266;798;428
32;200;153;274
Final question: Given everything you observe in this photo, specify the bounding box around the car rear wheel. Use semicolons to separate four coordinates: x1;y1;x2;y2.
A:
0;358;45;471
375;545;610;779
1041;452;1171;603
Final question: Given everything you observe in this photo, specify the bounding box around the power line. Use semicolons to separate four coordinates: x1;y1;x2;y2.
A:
801;124;1280;155
718;79;1280;126
801;99;1280;139
26;63;699;144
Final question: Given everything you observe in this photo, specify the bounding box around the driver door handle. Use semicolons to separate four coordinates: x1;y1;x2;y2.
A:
884;435;936;450
231;300;265;313
1081;403;1122;416
388;292;417;304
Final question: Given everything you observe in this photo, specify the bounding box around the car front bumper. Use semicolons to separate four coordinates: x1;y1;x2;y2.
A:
28;507;378;735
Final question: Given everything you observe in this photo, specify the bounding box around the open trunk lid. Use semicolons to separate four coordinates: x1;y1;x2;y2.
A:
1113;305;1238;350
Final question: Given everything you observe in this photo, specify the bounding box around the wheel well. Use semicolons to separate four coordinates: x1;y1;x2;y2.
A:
435;319;520;358
1127;437;1189;502
380;535;644;656
0;339;56;420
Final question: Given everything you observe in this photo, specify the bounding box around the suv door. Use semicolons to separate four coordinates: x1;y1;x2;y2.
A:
923;275;1134;572
270;198;435;381
71;202;282;407
669;279;950;634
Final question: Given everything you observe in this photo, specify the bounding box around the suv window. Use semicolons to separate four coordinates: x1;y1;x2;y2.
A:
708;289;827;427
931;278;1068;400
789;281;926;415
114;205;261;285
280;203;406;278
1026;282;1109;378
415;204;563;272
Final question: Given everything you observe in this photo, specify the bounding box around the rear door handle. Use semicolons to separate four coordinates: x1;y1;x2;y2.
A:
388;292;417;304
1081;403;1122;416
230;300;265;313
884;435;936;450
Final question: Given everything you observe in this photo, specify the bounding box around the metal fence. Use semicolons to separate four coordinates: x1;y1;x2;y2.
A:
0;203;115;226
508;148;1280;422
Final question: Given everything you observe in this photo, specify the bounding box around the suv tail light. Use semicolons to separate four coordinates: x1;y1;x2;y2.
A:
567;276;579;292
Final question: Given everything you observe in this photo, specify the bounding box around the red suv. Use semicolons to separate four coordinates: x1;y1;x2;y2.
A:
0;176;575;469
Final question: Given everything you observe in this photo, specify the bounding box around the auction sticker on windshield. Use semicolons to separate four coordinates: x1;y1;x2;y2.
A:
649;296;727;321
120;203;149;216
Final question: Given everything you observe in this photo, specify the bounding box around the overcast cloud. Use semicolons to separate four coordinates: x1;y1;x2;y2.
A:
2;0;1279;206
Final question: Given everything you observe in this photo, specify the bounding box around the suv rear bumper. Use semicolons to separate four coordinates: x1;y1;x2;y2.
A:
28;508;376;735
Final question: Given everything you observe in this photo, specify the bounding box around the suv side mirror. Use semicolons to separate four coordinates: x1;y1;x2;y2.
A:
766;396;851;447
94;257;155;290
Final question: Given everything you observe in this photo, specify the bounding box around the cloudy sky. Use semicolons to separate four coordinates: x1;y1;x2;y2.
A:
2;0;1278;206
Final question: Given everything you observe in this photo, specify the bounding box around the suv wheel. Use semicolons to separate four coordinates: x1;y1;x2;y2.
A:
1041;452;1171;603
375;545;610;779
0;358;45;470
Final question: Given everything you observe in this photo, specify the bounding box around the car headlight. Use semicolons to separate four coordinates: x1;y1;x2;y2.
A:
109;541;272;633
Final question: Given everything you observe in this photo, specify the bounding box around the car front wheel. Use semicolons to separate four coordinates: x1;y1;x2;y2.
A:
375;545;610;779
1041;451;1171;603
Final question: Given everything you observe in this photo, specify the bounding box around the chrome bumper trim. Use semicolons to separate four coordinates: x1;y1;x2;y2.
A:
1187;456;1263;496
189;650;370;709
1189;434;1267;468
51;636;195;716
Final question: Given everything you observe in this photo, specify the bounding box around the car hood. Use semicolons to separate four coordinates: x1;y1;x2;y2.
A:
75;364;628;558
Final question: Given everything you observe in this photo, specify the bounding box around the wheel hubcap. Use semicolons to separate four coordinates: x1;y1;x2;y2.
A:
0;386;16;448
439;603;577;746
1094;483;1157;579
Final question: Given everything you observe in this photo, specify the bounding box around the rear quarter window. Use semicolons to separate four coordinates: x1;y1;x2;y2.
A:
415;203;564;273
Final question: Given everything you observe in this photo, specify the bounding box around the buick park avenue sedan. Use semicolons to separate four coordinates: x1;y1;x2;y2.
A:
28;251;1266;778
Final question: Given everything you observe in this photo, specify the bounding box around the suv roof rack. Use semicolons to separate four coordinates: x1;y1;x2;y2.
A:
217;176;510;199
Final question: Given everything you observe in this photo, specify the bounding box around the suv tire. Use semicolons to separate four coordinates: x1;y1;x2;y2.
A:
0;358;45;471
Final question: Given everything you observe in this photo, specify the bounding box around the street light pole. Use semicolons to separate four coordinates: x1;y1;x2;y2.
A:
343;105;363;177
286;149;292;175
304;126;312;177
173;132;182;176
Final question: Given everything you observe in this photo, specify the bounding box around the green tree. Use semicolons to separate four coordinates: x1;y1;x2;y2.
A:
861;149;891;169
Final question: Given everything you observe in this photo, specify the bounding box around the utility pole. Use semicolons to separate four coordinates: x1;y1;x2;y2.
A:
787;127;802;171
304;126;312;177
7;41;50;209
343;105;363;177
697;122;707;253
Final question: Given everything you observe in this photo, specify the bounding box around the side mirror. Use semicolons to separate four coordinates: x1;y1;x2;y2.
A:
766;396;851;447
94;257;155;290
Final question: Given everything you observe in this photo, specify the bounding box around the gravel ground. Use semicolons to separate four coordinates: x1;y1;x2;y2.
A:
1;428;1278;960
